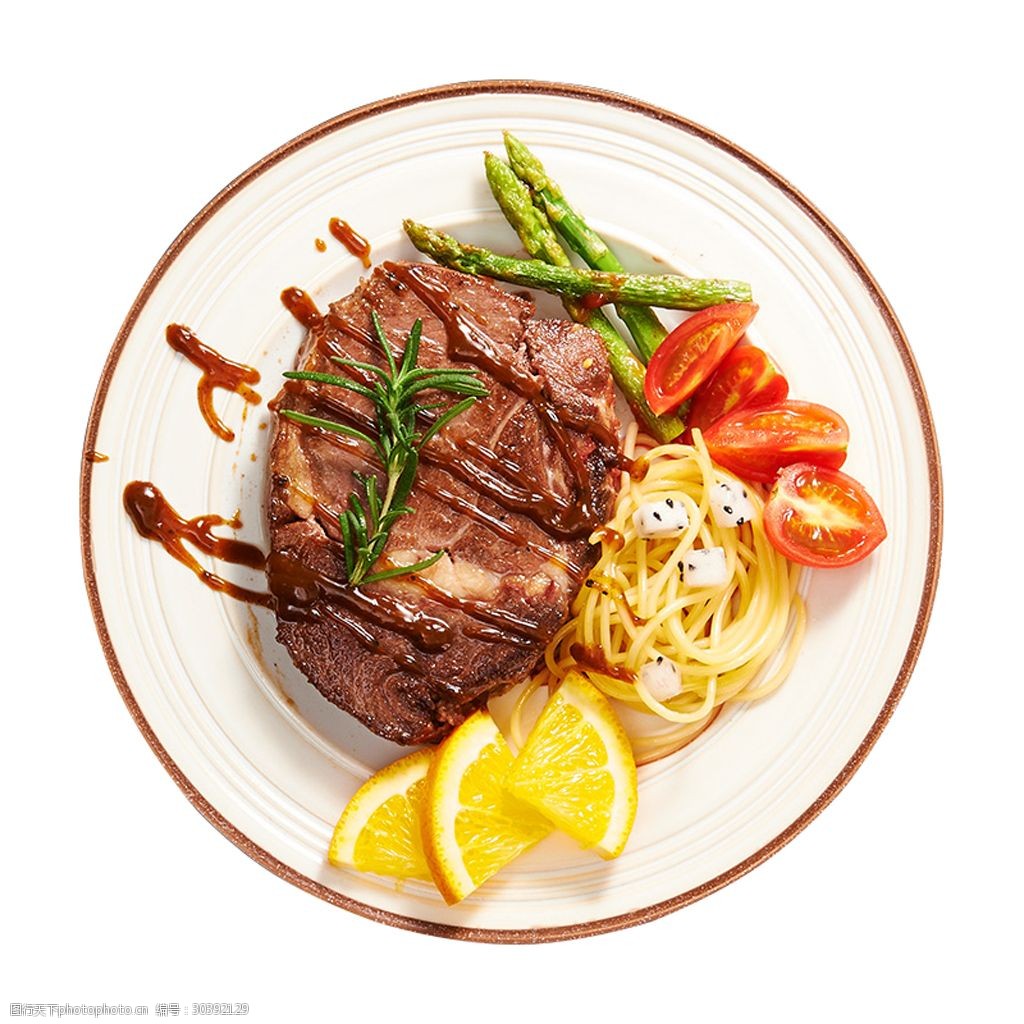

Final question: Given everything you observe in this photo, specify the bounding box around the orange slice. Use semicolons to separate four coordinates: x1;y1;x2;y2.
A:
328;748;433;881
506;671;638;859
422;710;552;904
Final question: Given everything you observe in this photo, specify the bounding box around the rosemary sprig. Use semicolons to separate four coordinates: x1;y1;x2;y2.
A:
279;312;487;586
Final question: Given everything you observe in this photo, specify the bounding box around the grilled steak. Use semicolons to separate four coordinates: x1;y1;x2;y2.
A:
267;261;620;745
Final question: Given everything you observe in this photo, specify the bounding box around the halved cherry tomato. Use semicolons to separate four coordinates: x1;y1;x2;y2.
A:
644;302;758;414
764;463;886;567
702;400;849;482
688;345;789;432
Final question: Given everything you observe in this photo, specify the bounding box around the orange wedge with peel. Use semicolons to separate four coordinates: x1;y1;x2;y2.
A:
422;710;552;904
506;671;638;859
328;748;433;881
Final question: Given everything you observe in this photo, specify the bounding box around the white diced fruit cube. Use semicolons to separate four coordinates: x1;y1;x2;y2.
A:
632;497;689;539
710;479;754;528
680;546;728;588
640;656;684;702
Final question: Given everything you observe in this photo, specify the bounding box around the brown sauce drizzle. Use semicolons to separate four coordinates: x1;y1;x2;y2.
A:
308;288;619;546
428;444;577;531
415;477;579;575
123;482;272;608
329;218;372;268
281;412;581;576
165;325;261;442
570;642;637;684
281;478;341;531
386;263;544;393
411;575;550;644
584;573;646;626
592;526;624;551
122;480;442;675
280;287;322;329
125;472;564;673
314;238;327;253
266;549;453;655
298;375;588;541
325;311;378;349
619;453;650;481
383;261;616;538
86;451;109;464
282;379;375;433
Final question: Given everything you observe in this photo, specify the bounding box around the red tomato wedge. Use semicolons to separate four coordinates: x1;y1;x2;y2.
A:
644;302;758;414
688;345;789;432
764;463;886;567
702;401;849;482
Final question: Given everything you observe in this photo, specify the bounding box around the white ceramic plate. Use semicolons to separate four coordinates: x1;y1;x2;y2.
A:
81;82;940;942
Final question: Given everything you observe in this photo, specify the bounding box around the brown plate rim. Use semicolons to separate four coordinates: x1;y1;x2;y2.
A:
80;79;943;944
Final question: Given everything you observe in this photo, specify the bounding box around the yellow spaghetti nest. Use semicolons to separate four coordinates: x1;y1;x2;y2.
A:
515;428;805;765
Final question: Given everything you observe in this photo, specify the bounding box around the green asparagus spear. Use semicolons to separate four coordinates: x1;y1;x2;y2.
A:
403;220;752;310
483;153;683;442
484;152;567;266
504;132;668;362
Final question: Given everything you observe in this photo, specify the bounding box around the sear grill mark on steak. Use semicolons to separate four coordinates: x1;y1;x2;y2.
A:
267;261;620;745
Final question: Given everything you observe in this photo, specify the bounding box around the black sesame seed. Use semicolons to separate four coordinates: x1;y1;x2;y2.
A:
677;560;684;571
742;489;748;497
687;562;696;571
723;505;733;515
736;517;746;525
665;498;674;507
656;656;663;663
652;511;662;521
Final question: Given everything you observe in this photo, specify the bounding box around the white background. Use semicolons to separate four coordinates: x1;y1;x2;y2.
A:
3;2;1020;1021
